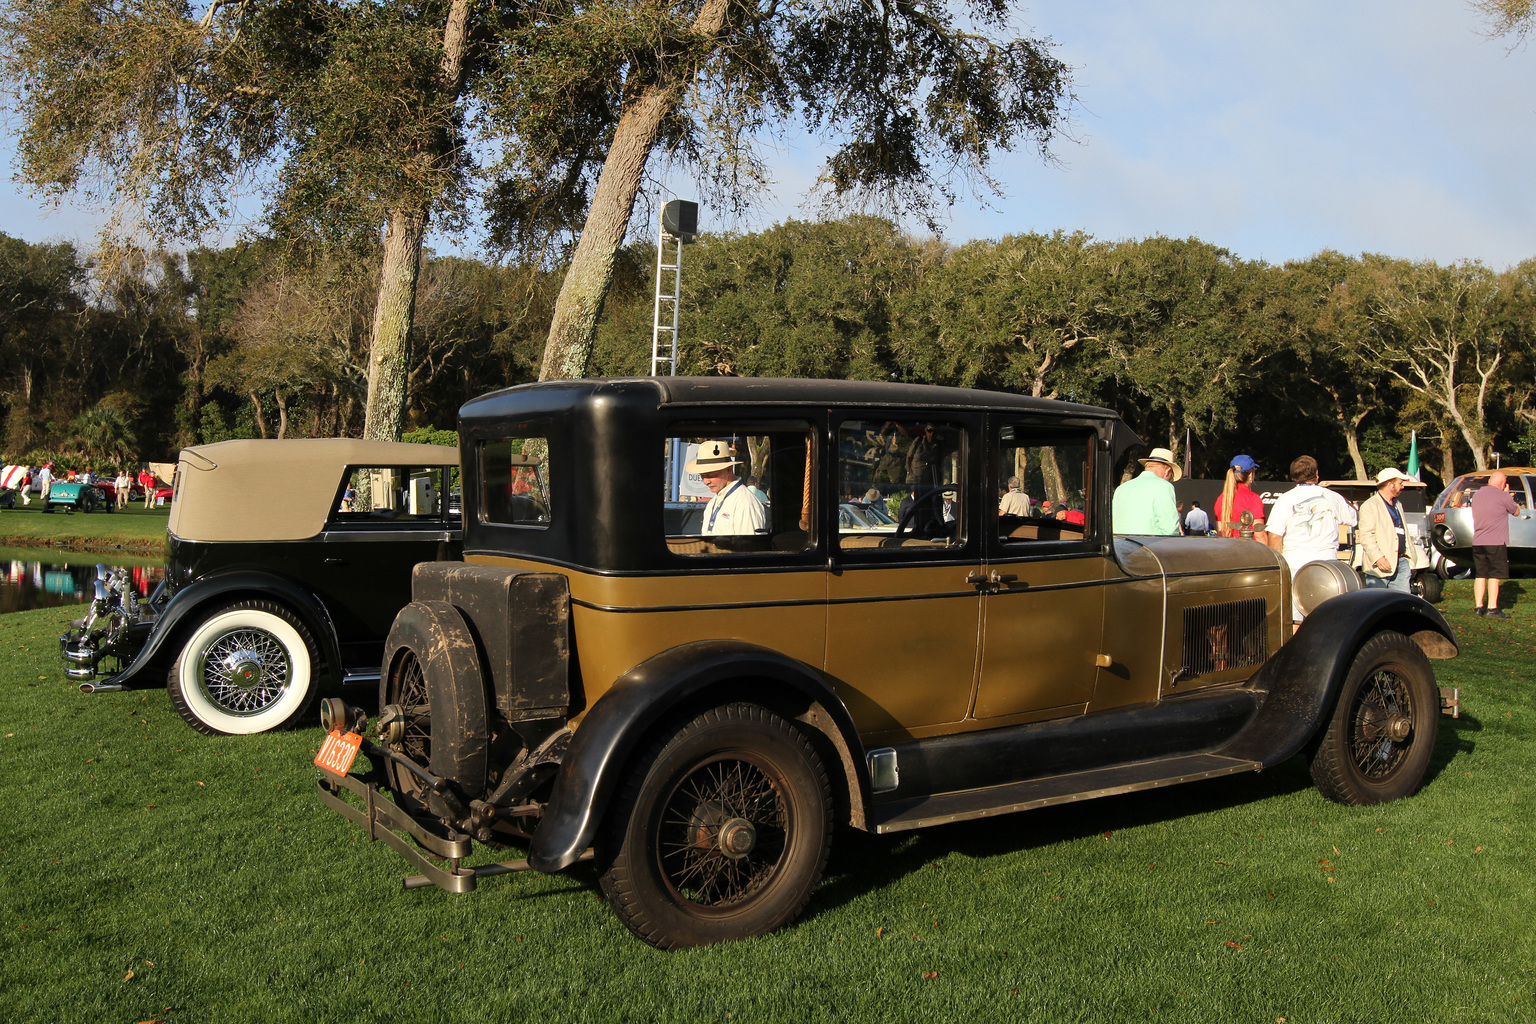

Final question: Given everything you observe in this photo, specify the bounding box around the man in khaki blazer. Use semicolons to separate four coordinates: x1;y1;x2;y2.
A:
1359;467;1427;592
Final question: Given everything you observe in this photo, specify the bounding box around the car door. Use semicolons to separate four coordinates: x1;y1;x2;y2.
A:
974;419;1108;721
316;462;461;672
823;414;982;740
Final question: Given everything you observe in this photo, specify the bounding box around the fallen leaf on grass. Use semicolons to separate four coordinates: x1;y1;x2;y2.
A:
122;969;134;983
1224;941;1242;949
922;971;938;980
876;927;884;938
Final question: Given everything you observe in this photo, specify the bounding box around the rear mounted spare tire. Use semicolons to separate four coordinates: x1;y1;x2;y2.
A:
380;601;489;819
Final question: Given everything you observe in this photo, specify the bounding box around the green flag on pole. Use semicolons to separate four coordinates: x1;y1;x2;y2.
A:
1407;430;1419;481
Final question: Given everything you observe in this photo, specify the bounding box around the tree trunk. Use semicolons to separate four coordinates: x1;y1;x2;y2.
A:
362;207;427;441
275;388;289;439
538;0;732;381
358;0;470;441
536;86;677;382
249;390;268;438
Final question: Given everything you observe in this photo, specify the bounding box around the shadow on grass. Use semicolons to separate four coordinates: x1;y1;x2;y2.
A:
809;758;1313;917
808;714;1472;922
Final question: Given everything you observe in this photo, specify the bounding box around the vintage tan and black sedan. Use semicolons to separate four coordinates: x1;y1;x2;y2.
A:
314;377;1458;950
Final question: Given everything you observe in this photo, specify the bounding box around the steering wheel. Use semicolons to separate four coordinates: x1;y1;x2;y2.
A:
895;489;945;539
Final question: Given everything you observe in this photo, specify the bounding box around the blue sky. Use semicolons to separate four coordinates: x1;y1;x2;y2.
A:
4;0;1534;268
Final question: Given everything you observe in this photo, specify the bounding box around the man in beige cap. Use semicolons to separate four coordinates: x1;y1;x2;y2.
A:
686;440;766;536
1112;447;1182;535
1358;467;1426;593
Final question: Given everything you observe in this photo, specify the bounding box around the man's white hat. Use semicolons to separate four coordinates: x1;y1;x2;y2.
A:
685;440;744;475
1374;467;1412;486
1139;447;1183;482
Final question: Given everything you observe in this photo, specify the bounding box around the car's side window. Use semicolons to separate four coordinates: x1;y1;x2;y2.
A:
995;424;1093;545
479;435;551;527
663;423;813;556
329;464;451;525
835;419;966;551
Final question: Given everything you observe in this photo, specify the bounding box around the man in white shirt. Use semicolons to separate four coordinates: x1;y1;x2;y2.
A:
34;463;53;509
1262;455;1357;623
999;477;1031;517
686;440;765;536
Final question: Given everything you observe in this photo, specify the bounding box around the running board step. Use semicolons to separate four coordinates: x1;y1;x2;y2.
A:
870;753;1262;833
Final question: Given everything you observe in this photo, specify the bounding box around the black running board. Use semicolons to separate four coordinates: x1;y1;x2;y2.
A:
869;753;1262;833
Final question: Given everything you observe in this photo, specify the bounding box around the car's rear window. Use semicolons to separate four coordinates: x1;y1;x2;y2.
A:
479;436;551;527
329;464;454;524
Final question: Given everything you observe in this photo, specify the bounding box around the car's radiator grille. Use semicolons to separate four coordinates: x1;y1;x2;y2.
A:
1182;598;1268;677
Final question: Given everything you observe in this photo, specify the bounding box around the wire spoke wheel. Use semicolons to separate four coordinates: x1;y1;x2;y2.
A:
168;601;317;736
599;703;832;950
1347;668;1415;780
1311;630;1439;805
383;650;433;808
198;627;293;716
657;754;789;908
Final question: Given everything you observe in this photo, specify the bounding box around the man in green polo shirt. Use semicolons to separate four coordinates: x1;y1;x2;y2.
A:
1112;447;1182;535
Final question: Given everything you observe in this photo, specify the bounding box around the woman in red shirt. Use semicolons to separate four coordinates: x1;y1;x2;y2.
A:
1214;454;1266;538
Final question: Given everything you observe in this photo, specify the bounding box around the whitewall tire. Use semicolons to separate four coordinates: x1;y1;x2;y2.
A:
168;601;319;736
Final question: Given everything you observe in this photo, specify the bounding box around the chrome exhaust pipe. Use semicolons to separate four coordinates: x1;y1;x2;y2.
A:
79;680;124;693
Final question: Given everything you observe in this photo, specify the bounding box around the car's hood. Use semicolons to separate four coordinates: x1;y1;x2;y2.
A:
1115;535;1285;578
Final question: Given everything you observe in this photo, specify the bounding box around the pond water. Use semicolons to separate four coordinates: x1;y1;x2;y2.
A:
0;548;164;615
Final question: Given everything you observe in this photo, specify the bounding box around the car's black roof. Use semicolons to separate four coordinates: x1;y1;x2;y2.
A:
462;376;1117;421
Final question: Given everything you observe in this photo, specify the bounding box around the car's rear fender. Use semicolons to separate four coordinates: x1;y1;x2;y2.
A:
527;640;868;874
94;570;342;689
1217;589;1456;768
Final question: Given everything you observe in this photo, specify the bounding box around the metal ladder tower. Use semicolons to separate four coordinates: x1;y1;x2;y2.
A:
650;223;684;376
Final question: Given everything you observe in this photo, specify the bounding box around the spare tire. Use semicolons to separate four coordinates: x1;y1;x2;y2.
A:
379;601;489;819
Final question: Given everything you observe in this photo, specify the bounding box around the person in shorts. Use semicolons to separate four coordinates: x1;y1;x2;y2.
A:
1470;471;1528;619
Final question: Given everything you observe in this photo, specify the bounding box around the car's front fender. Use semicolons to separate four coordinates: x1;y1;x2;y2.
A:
1217;589;1456;768
527;640;867;874
93;570;342;690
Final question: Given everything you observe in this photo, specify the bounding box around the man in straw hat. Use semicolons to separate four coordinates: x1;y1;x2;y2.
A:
1358;466;1426;594
1112;446;1182;535
686;440;766;536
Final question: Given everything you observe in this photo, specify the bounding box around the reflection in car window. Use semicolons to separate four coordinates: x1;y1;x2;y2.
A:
996;425;1092;543
480;436;551;527
331;465;450;524
836;419;965;551
663;424;812;556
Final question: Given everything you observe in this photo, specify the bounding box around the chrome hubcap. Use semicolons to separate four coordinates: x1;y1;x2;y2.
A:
197;629;291;715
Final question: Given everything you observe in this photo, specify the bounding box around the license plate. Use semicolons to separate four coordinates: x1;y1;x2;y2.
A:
315;729;363;777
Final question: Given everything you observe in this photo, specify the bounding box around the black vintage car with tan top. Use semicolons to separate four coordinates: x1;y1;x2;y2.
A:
314;377;1458;950
61;439;460;735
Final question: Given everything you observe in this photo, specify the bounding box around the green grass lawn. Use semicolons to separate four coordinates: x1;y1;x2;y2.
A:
0;500;169;552
1;582;1532;1023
